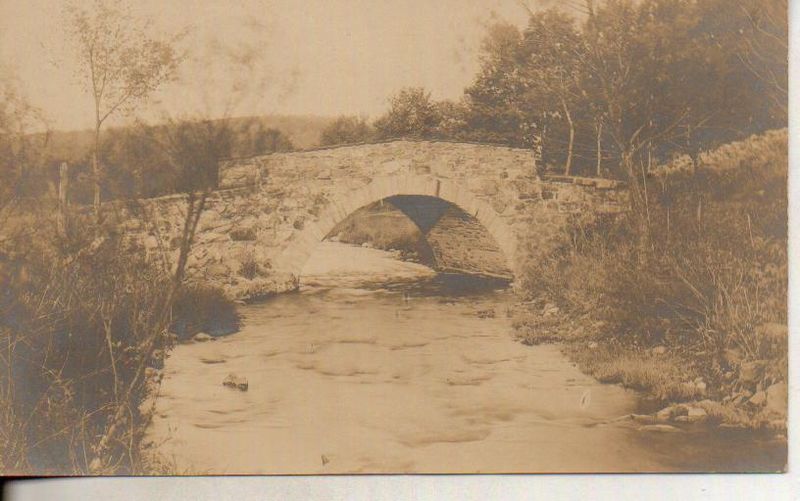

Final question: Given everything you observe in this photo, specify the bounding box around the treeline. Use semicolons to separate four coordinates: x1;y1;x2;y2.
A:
321;0;786;178
3;117;295;203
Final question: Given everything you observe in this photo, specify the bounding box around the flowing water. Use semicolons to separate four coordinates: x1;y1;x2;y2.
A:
148;242;786;473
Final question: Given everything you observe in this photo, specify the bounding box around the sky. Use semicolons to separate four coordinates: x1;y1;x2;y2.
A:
0;0;565;131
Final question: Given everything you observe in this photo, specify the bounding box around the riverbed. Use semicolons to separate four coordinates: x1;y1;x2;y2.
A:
148;242;786;473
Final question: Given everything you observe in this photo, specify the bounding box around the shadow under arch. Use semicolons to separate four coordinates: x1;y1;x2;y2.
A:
273;174;517;280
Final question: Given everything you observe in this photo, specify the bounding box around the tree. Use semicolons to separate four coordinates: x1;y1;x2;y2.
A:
319;116;373;146
579;0;776;255
373;88;442;139
0;73;50;209
464;16;593;174
230;119;294;157
88;113;235;472
463;22;529;147
518;10;585;175
64;0;182;220
735;0;787;121
433;100;471;141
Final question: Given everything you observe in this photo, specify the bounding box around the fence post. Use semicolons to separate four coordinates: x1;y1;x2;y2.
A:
58;162;69;235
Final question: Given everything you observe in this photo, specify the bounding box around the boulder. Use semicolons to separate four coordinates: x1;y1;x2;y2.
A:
765;382;787;416
748;390;767;407
687;406;707;417
143;235;159;249
732;392;750;406
223;373;249;391
682;407;708;423
543;303;560;316
655;406;675;421
192;332;214;342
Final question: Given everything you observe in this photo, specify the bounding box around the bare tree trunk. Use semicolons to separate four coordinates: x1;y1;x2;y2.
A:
89;189;209;473
561;97;574;176
622;149;651;264
93;122;101;222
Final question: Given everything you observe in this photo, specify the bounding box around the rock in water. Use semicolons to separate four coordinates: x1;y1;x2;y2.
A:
638;424;682;433
655;406;675;422
223;373;249;391
193;332;214;342
476;309;496;319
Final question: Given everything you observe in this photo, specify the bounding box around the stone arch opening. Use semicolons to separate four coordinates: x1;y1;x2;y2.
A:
273;174;517;282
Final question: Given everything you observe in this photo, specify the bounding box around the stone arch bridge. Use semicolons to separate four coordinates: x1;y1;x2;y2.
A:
118;140;626;299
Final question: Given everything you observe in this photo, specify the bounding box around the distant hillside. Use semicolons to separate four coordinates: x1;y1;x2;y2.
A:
231;115;336;151
35;114;337;164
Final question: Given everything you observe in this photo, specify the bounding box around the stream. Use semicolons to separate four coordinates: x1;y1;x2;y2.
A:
148;242;786;473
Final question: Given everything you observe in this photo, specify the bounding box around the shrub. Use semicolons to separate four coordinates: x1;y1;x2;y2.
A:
171;284;240;340
0;231;174;474
238;254;260;280
230;227;257;241
518;130;788;381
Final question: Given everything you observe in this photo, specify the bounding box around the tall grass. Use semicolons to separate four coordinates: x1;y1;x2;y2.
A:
0;226;170;473
0;208;238;473
518;130;788;395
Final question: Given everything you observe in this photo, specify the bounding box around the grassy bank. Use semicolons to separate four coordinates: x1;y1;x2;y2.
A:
0;209;239;474
513;130;788;432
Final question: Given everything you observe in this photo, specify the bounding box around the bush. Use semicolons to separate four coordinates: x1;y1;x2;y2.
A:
518;130;788;384
0;230;174;474
238;254;260;280
171;284;240;340
230;227;257;241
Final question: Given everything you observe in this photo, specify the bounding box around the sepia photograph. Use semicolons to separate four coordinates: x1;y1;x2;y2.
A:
0;0;790;476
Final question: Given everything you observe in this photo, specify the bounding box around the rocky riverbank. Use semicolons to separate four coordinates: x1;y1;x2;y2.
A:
512;300;788;437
